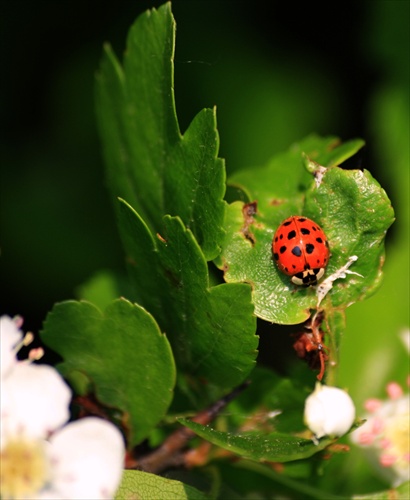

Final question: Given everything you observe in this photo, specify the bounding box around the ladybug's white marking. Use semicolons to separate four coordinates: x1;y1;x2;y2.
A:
316;255;363;307
291;267;325;287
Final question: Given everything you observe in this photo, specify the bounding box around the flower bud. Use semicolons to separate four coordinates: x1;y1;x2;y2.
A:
304;382;356;439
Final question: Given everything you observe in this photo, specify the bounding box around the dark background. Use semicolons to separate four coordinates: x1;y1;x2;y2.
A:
1;0;408;336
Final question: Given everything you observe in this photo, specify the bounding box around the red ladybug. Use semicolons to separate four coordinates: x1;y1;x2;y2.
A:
272;216;330;286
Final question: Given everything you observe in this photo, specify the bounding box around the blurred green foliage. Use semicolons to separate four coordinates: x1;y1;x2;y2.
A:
2;1;408;335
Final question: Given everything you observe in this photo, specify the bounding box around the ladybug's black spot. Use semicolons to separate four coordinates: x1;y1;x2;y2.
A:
312;226;317;231
287;230;296;240
279;245;287;254
292;264;296;269
301;228;310;235
291;246;302;257
304;263;311;270
275;236;278;242
305;243;314;254
316;237;323;243
283;220;292;226
297;217;306;222
274;253;279;260
279;234;283;240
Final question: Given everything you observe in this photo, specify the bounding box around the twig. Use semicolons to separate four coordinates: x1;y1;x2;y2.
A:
131;381;250;474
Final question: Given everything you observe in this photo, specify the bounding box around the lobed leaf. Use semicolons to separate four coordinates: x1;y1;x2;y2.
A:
40;299;175;447
116;199;258;392
96;3;225;261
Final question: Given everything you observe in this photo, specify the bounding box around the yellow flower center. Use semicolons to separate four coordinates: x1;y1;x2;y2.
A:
0;437;49;498
386;414;410;462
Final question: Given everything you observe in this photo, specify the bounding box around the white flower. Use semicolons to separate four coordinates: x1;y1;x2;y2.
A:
304;382;356;440
350;381;410;487
1;315;125;499
1;315;24;377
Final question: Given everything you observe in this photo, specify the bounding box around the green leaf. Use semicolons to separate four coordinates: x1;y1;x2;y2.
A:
96;3;225;260
352;481;410;500
40;299;175;446
218;200;313;324
217;136;394;324
177;418;334;462
338;85;409;402
227;135;363;210
304;166;394;307
75;270;127;310
222;365;309;434
116;199;258;391
230;460;347;500
308;137;365;168
115;470;209;500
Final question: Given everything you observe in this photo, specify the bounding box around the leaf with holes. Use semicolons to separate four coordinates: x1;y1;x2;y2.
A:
216;136;393;324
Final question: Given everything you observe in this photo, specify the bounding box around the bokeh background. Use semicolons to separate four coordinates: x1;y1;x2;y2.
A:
2;0;409;390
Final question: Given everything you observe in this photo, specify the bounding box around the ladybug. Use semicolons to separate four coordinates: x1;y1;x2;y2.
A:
272;216;330;286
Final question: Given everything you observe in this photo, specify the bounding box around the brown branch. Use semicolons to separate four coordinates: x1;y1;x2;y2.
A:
130;380;250;474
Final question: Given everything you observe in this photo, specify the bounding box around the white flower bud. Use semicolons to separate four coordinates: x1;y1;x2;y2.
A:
304;382;356;439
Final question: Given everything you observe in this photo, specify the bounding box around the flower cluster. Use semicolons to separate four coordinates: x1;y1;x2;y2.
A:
1;315;125;499
350;379;410;487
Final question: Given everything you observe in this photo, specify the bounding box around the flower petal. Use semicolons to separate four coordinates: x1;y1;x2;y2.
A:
49;417;125;500
0;315;23;378
351;394;410;487
1;363;71;440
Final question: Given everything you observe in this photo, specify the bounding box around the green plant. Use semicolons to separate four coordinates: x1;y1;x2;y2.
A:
34;4;408;499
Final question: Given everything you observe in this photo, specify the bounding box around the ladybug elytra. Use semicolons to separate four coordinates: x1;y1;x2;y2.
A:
272;216;330;286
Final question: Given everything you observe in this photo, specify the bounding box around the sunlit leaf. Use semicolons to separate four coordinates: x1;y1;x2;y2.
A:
115;470;209;500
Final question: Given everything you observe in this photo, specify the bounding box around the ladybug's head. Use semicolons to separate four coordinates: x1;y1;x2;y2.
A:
291;267;325;287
